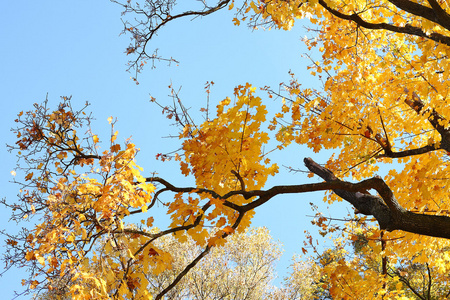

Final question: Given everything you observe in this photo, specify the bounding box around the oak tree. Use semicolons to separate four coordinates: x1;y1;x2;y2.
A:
4;0;450;299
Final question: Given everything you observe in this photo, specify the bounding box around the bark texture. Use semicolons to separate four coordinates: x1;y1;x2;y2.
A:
304;157;450;239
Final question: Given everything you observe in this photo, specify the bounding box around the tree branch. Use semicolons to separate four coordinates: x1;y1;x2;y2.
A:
426;0;450;31
387;0;450;31
373;86;450;158
148;158;450;239
112;0;231;76
403;87;450;151
304;157;450;239
403;88;446;133
155;211;245;300
318;0;450;46
376;144;438;158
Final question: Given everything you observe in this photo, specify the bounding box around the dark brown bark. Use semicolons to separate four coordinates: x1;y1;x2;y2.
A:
147;157;450;240
318;0;450;46
304;158;450;239
377;144;438;159
376;87;450;158
387;0;450;31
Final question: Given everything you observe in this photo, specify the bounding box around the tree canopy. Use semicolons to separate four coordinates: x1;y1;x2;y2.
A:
36;227;285;300
4;0;450;299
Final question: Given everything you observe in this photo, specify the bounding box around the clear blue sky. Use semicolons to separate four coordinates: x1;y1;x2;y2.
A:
1;1;351;298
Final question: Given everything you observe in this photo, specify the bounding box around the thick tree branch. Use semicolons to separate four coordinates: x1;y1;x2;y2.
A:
148;158;450;239
318;0;450;46
387;0;450;31
304;157;450;239
147;176;401;215
426;0;450;31
304;157;401;227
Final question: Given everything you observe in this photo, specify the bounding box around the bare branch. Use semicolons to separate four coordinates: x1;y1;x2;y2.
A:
112;0;231;78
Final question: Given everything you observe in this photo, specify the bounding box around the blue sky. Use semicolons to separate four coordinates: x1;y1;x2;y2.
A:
1;1;351;297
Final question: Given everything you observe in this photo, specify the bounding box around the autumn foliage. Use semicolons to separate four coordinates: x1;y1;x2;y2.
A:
5;0;450;299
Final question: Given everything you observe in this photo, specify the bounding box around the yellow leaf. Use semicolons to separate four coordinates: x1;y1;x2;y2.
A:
37;256;45;266
223;226;234;234
127;249;135;260
111;131;118;143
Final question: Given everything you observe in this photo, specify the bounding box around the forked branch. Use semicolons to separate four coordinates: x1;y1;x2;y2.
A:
147;157;450;239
